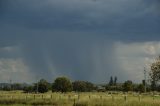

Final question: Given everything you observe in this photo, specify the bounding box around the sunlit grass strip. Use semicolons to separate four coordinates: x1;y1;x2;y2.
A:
0;92;160;106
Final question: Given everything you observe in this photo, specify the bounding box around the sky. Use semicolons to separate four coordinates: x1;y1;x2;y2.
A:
0;0;160;83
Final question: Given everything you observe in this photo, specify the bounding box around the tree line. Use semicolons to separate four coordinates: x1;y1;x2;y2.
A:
1;56;160;93
0;76;148;93
0;76;158;93
23;77;96;93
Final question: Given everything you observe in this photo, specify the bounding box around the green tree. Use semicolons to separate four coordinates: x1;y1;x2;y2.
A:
52;77;72;92
35;79;49;93
23;86;34;93
137;84;145;93
12;83;23;90
151;80;156;91
109;76;113;86
72;81;87;92
149;56;160;91
2;86;11;91
73;81;95;92
85;81;95;92
114;76;117;85
123;80;133;92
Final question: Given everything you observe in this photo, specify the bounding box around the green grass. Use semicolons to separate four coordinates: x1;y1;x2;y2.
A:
0;91;159;106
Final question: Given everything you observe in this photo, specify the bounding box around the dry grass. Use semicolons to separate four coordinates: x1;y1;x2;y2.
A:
0;91;159;106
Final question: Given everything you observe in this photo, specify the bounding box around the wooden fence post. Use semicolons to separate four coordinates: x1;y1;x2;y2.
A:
89;95;91;99
25;95;27;100
68;95;71;100
59;95;61;100
139;95;141;102
112;95;114;101
42;95;43;99
73;98;76;106
100;95;102;100
34;95;35;100
124;95;127;102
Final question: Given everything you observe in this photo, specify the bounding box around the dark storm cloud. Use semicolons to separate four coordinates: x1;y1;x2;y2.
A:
17;32;116;82
0;0;160;83
1;0;160;34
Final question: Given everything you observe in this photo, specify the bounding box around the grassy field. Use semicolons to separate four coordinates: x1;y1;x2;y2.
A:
0;91;160;106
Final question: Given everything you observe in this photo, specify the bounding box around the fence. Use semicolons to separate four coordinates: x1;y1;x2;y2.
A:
0;92;159;105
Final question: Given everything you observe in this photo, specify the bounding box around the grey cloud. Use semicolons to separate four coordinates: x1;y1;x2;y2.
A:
0;58;35;83
1;0;159;33
0;0;160;83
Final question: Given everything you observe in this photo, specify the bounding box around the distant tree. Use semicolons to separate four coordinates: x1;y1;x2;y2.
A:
23;86;34;93
109;76;113;86
73;81;95;92
151;80;157;91
73;81;87;92
52;77;72;92
114;76;117;85
85;81;95;92
137;84;145;93
123;80;133;92
35;79;49;93
2;86;11;91
105;85;115;91
149;56;160;91
157;85;160;92
12;83;23;90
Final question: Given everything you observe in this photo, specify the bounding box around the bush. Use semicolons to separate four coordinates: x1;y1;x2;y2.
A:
36;79;49;93
52;77;72;92
123;80;133;92
73;81;95;92
23;86;34;93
